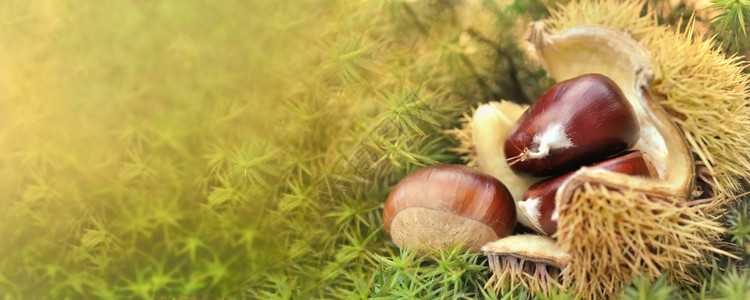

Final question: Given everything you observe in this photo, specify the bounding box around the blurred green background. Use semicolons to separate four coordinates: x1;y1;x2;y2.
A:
0;0;347;297
1;0;748;299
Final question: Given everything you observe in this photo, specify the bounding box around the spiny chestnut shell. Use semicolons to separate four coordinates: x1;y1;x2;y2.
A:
520;150;656;235
504;74;640;177
383;164;516;254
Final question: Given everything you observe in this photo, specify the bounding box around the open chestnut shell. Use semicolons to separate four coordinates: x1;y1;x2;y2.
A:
468;25;695;236
383;164;516;255
477;16;705;299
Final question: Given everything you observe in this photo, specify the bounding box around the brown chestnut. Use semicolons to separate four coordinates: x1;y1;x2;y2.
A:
383;164;516;255
519;151;656;235
504;73;640;177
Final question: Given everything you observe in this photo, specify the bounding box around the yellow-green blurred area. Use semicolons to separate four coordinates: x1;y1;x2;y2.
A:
0;0;370;297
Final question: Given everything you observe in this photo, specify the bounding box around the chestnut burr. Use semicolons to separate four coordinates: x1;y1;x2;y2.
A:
383;164;516;255
519;151;656;235
504;73;640;177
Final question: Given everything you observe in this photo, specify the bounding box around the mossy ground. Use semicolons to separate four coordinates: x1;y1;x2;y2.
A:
0;0;747;299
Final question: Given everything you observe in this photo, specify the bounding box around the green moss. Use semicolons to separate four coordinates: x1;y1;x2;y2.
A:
728;195;750;259
620;274;675;300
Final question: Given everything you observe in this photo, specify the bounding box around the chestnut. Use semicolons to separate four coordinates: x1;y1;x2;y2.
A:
383;164;516;255
518;151;656;235
504;73;640;177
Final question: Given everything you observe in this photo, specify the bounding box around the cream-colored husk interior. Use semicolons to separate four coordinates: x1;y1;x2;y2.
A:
472;101;543;229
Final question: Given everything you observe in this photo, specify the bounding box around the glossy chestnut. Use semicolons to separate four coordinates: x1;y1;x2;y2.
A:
383;164;516;254
518;151;656;235
504;73;640;177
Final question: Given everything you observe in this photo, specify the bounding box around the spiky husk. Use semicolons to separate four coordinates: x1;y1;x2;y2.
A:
546;0;652;39
547;0;750;207
545;0;749;295
485;254;564;297
445;110;478;168
483;234;569;297
460;1;750;298
556;183;729;298
644;25;750;204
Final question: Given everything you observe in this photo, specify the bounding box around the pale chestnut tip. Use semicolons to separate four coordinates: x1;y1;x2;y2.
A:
550;210;558;221
517;197;543;233
524;123;573;160
383;164;517;255
504;74;640;177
